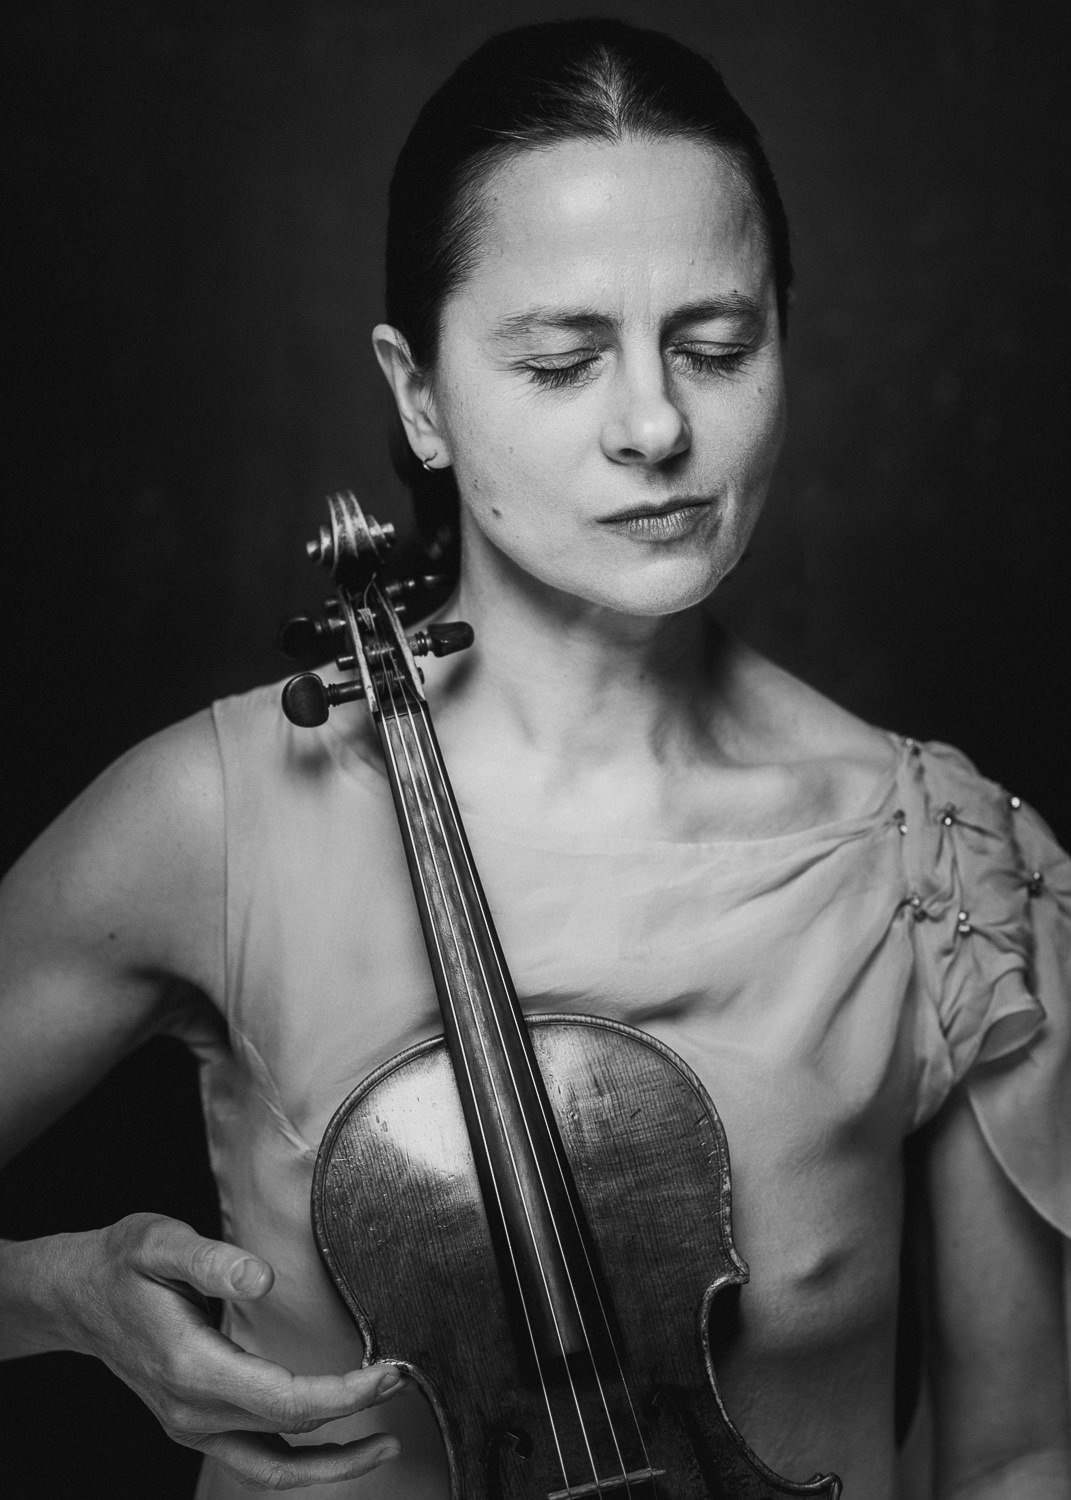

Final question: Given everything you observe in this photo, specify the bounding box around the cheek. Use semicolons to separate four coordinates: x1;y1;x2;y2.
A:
719;375;786;493
441;383;575;529
451;420;534;525
434;380;504;507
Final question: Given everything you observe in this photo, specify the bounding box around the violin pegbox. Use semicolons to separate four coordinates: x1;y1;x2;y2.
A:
306;489;397;591
280;490;473;729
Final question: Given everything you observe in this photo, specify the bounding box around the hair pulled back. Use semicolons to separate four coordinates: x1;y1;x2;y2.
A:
384;17;792;572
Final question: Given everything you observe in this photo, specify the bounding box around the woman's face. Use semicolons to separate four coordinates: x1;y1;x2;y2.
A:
424;135;785;617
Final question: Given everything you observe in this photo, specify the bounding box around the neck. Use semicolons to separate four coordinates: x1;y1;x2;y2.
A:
431;543;732;773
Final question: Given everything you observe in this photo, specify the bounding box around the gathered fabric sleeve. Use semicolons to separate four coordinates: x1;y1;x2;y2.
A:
902;739;1071;1236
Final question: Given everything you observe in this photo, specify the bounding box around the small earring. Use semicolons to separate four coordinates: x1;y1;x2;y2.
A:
421;451;438;471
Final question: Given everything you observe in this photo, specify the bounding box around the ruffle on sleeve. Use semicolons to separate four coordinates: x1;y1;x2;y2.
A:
901;739;1071;1236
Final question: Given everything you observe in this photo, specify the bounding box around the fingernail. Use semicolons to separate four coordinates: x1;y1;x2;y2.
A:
375;1367;405;1398
372;1437;401;1467
229;1258;265;1294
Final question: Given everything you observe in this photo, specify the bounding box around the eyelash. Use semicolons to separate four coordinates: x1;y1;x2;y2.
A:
524;347;750;390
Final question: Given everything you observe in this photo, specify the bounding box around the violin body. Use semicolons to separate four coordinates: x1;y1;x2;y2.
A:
282;492;842;1499
315;1015;839;1498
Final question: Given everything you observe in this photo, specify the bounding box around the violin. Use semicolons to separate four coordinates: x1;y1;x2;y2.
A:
280;491;842;1500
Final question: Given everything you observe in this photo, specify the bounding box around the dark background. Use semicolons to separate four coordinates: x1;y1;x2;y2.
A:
3;0;1068;1493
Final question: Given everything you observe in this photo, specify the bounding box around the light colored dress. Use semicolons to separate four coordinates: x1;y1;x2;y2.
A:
191;681;1071;1498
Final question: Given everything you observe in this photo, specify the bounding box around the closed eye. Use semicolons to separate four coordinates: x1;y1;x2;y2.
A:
522;343;752;392
672;346;750;377
522;351;602;390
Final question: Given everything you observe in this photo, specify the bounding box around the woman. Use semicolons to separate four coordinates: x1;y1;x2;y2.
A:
1;17;1068;1498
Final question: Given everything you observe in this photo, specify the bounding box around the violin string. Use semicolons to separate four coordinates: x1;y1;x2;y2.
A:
401;685;642;1494
387;698;623;1497
408;699;649;1494
373;655;590;1493
410;688;657;1482
373;672;575;1491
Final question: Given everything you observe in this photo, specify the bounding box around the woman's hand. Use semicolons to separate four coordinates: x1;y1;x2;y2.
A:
41;1213;402;1490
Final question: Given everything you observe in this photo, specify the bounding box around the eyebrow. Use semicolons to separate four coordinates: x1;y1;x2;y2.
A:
491;294;765;343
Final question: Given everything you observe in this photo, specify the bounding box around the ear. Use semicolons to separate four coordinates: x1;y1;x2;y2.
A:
372;324;450;469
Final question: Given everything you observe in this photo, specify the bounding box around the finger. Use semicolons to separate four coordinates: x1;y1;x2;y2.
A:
194;1343;409;1434
130;1217;274;1301
195;1429;401;1490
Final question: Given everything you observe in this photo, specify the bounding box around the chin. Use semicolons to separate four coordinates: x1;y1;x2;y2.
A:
580;520;750;618
573;558;727;618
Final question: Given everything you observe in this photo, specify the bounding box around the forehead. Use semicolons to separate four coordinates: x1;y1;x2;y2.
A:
451;136;770;322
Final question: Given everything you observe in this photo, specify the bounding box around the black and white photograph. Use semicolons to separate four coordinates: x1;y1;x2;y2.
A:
3;3;1069;1496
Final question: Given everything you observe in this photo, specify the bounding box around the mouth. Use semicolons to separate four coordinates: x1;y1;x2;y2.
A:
597;496;715;542
599;496;712;522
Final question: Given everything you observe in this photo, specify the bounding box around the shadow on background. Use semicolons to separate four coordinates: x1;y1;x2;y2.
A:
3;0;1069;1493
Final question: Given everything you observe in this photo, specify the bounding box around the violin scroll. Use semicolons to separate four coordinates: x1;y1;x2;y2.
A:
278;491;474;729
305;490;395;588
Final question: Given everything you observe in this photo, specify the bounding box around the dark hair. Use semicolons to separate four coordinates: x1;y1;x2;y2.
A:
384;17;792;573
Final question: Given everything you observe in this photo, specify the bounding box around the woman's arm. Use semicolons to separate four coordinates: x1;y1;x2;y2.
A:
925;1083;1071;1499
0;711;226;1169
0;713;403;1487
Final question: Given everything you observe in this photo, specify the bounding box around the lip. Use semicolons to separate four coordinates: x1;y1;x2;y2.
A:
597;495;715;543
598;495;713;523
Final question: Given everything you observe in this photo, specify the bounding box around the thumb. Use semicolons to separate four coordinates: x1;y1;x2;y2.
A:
135;1217;275;1301
220;1250;274;1299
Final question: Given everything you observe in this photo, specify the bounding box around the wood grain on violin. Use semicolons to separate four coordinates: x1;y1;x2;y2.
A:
281;492;842;1499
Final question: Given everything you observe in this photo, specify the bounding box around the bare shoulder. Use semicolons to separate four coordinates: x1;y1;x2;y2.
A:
715;636;900;822
1;708;225;947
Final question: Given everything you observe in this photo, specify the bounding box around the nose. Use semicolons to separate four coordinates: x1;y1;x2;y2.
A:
600;353;691;466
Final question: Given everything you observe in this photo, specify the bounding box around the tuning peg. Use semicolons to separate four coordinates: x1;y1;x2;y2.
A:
384;574;446;601
306;515;395;571
281;672;364;727
408;621;475;658
277;613;345;662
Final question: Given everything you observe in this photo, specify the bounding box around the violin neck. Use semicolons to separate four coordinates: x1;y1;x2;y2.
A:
375;693;601;1363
